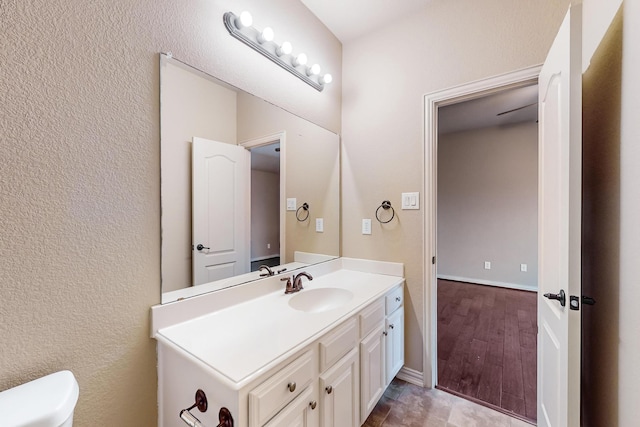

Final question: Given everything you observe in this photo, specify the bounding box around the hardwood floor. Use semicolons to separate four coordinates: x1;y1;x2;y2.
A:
437;279;537;422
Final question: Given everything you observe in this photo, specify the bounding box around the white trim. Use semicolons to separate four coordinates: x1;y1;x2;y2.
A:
423;65;541;388
395;367;425;387
240;132;287;264
436;275;537;292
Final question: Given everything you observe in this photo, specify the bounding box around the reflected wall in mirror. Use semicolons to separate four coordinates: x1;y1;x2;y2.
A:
160;54;340;303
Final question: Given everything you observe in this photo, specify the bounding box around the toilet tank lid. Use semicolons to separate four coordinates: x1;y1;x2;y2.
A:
0;370;79;427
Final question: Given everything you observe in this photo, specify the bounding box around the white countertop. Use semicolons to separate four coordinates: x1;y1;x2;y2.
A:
156;268;403;389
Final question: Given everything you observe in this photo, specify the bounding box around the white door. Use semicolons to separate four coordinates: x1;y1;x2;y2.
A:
192;137;250;286
537;4;582;427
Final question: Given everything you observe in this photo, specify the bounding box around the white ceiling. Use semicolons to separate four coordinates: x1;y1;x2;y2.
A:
438;85;539;134
251;143;280;174
300;0;433;43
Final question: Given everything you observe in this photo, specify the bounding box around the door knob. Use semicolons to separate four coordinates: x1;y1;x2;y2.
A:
543;289;566;307
196;244;210;251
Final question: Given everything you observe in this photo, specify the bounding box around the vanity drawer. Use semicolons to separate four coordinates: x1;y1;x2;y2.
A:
249;351;314;427
385;286;404;315
359;299;385;338
319;317;358;373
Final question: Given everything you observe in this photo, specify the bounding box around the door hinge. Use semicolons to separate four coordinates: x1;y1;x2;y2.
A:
432;256;436;265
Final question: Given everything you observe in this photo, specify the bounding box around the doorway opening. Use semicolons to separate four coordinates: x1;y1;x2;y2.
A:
423;66;540;423
241;132;287;272
248;141;281;271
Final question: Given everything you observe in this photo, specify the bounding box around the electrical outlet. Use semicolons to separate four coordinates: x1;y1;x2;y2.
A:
484;261;491;270
286;198;297;211
362;219;372;235
316;218;324;232
267;243;271;249
521;263;528;272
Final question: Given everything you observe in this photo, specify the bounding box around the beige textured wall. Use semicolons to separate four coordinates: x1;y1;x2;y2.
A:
341;0;570;374
582;8;622;425
618;1;640;422
0;0;341;425
582;0;640;424
237;92;341;263
438;123;538;289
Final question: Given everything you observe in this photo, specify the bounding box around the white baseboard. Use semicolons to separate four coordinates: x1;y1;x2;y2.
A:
437;274;537;292
395;366;424;387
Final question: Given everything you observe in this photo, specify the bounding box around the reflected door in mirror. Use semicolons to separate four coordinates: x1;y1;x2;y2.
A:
192;137;250;285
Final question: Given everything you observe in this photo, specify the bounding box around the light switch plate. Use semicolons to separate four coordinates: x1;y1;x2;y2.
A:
316;218;324;232
286;198;297;211
362;219;372;235
401;192;420;210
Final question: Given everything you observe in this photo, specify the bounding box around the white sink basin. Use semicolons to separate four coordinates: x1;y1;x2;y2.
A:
288;288;354;313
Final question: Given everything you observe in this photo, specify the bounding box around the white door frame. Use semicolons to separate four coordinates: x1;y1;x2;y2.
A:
422;65;541;388
240;131;287;263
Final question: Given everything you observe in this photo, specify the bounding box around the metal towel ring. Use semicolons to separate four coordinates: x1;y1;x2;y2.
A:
296;202;310;221
375;200;395;224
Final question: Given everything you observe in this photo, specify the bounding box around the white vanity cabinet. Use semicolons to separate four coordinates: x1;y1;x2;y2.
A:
262;387;317;427
318;318;359;427
249;351;316;427
319;348;359;427
153;263;405;427
384;286;405;385
358;299;386;422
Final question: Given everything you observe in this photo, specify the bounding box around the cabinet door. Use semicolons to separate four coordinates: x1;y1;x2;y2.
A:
360;324;385;422
264;387;318;427
385;308;404;385
319;348;359;427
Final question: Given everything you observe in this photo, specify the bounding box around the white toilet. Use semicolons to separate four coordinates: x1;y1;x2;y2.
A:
0;370;79;427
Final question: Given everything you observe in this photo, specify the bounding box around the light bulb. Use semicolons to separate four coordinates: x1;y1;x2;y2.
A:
276;41;292;56
320;74;333;85
293;53;307;67
306;63;321;76
257;27;274;44
234;11;253;29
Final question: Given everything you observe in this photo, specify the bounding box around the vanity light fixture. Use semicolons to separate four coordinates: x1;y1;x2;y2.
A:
257;27;274;44
276;41;292;56
307;64;321;76
292;53;307;67
223;11;332;92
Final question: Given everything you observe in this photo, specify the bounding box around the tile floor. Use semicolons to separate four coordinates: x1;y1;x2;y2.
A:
363;378;534;427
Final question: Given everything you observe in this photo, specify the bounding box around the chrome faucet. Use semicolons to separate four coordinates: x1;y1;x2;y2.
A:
281;271;313;294
259;265;274;277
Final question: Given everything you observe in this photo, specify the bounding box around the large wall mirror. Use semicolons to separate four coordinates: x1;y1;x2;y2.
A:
160;54;340;303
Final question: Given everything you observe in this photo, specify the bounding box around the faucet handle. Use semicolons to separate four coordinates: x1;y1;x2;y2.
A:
281;276;295;294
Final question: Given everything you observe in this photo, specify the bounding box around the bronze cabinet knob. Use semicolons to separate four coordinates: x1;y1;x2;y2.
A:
287;382;296;392
325;386;333;394
309;401;317;410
